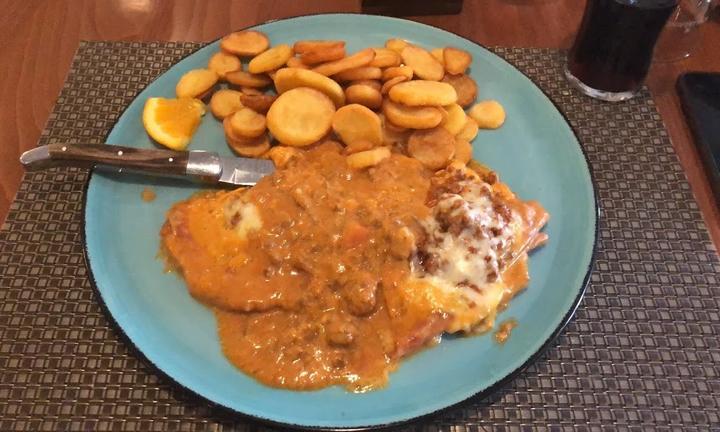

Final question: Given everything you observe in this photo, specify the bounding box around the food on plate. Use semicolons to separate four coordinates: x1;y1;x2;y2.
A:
332;104;383;147
176;69;218;98
265;145;301;168
267;87;336;146
293;40;346;54
220;30;270;56
456;117;479;142
400;45;444;81
286;56;310;69
225;70;273;88
344;84;383;110
209;89;244;119
351;79;382;91
407;127;456;169
239;86;264;96
382;99;443;129
223;117;271;157
385;38;409;54
388;80;457;107
273;67;346;107
248;44;294;73
469;100;506;129
239;93;276;114
380;76;409;95
228;108;267;138
382;65;413;82
344;139;376;154
441;74;478;108
440;103;467;135
312;48;375;76
333;66;383;82
161;143;549;391
369;48;402;68
453;138;472;164
430;47;445;66
443;47;472;75
207;52;242;79
142;97;205;150
299;44;346;65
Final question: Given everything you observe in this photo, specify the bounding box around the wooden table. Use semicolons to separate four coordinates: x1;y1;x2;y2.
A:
1;0;718;250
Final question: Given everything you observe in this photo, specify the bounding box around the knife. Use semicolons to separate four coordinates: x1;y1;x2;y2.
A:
20;144;275;186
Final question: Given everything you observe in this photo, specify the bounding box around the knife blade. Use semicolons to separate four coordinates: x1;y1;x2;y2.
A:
20;144;275;186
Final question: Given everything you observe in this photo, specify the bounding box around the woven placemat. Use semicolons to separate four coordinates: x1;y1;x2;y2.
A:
1;41;719;431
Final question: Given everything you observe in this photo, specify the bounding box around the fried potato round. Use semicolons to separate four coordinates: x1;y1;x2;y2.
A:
239;93;277;114
300;45;346;65
240;87;264;96
369;48;401;68
453;138;472;164
273;67;345;107
381;117;410;146
333;66;382;82
225;70;272;88
381;76;408;95
207;52;242;79
344;139;376;154
346;147;391;169
440;103;467;135
176;69;218;98
345;84;383;110
332;104;383;147
456;117;479;142
407;127;456;170
223;117;271;156
388;80;457;106
382;99;443;129
385;38;409;54
228;107;267;138
400;45;444;81
209;89;244;119
350;79;382;91
443;47;472;75
293;40;345;54
441;74;478;108
248;44;294;74
267;87;336;147
468;100;506;129
220;31;270;57
430;48;445;66
286;56;309;69
312;48;375;76
265;146;302;168
382;65;414;82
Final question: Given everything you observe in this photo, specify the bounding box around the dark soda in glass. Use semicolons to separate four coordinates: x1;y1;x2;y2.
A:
565;0;678;101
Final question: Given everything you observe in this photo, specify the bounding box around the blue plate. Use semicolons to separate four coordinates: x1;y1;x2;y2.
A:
84;14;597;430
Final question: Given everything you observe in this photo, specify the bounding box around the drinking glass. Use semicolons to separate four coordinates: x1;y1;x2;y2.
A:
654;0;712;62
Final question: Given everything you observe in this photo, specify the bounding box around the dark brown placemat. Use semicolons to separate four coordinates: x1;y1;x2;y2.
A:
1;41;719;431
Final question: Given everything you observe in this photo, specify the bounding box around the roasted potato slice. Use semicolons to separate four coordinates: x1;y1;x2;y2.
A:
382;65;414;82
240;86;264;96
265;146;302;168
350;79;382;91
273;67;345;107
248;44;294;73
382;99;443;129
380;115;410;147
312;48;375;76
332;104;383;147
440;103;467;135
300;45;346;65
407;127;456;169
209;89;244;119
223;117;271;156
286;56;310;69
239;93;277;114
453;138;472;164
380;76;408;95
469;100;506;129
345;84;383;110
346;147;391;169
176;69;218;98
220;31;270;57
400;45;444;81
344;139;376;154
267;87;336;146
369;48;401;68
456;117;479;142
430;48;445;66
441;74;478;108
293;40;345;54
225;70;272;88
228;107;267;138
333;66;382;82
207;52;242;79
385;38;409;54
443;47;472;75
388;80;457;106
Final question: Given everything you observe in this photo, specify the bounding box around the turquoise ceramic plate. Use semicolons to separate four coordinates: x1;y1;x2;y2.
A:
84;14;597;430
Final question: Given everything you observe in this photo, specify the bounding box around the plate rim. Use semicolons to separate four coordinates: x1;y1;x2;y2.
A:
81;12;600;431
